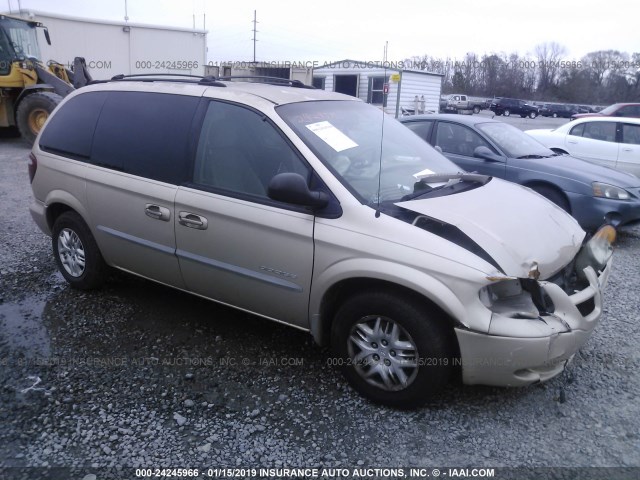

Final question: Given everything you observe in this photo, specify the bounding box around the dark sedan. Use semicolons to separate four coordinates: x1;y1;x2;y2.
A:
400;114;640;230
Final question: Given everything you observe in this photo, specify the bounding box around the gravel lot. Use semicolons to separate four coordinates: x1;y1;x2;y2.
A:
1;135;639;480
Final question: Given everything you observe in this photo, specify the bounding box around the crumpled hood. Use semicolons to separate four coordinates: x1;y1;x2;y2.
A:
396;178;586;278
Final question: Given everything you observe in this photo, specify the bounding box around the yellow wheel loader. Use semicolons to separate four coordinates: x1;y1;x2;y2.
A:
0;14;92;143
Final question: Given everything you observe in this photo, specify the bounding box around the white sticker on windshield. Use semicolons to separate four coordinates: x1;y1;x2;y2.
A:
306;121;358;152
412;168;435;179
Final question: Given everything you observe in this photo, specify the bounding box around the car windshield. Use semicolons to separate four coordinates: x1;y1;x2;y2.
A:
476;122;554;158
277;101;461;204
598;104;621;115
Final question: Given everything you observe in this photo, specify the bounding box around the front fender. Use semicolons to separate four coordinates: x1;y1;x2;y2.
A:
309;257;490;345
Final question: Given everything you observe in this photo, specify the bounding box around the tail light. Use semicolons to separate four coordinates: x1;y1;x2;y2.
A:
28;152;37;183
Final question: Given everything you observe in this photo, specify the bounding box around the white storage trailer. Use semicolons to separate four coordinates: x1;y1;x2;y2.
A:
313;60;443;117
13;10;207;80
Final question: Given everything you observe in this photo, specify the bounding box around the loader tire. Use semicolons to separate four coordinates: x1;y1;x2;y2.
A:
16;92;63;144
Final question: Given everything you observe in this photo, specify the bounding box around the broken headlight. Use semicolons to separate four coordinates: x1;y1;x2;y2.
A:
479;279;539;319
575;224;615;277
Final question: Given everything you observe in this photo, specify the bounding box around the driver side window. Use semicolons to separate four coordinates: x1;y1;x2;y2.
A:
193;101;310;199
435;122;492;156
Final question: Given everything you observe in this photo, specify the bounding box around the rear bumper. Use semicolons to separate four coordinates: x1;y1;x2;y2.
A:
456;261;611;387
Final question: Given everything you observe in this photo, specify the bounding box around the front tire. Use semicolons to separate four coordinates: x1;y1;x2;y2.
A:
529;111;537;119
503;109;511;117
473;105;481;114
16;92;63;144
552;112;558;118
331;291;455;408
52;211;107;290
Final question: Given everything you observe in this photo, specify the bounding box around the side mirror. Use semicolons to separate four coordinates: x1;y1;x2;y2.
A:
434;145;443;153
473;146;503;162
268;173;329;209
43;28;51;45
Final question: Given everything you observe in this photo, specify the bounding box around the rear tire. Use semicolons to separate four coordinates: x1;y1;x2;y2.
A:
503;109;511;117
331;290;455;408
473;105;481;114
529;111;537;119
52;211;107;290
16;92;63;144
552;112;558;118
530;185;570;213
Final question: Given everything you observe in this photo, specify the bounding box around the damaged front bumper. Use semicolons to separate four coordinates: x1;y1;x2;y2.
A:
456;259;611;387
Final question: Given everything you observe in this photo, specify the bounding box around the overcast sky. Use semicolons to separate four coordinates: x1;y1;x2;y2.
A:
8;0;640;62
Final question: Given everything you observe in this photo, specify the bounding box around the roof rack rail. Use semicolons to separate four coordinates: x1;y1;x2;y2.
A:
108;73;226;87
90;73;315;89
215;76;315;89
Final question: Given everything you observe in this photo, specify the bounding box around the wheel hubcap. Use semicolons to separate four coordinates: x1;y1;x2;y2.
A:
348;315;419;392
28;108;49;134
57;228;86;277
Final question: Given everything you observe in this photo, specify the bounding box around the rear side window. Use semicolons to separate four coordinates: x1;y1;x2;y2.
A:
405;120;434;142
621;124;640;145
91;92;199;183
39;92;108;160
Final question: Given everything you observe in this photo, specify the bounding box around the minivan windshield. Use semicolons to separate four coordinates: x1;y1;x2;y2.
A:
277;101;461;204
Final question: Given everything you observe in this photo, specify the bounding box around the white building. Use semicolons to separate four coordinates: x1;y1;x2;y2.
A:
14;10;207;80
313;60;442;117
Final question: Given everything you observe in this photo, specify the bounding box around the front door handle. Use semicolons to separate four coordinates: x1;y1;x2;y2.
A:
145;204;171;221
178;212;208;230
567;140;578;144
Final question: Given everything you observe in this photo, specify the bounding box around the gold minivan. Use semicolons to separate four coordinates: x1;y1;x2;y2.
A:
29;76;614;407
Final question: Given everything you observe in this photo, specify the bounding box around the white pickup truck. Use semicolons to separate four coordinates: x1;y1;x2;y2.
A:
440;94;488;114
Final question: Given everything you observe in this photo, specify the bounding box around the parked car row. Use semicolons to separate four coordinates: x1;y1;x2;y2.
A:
400;114;640;231
30;76;618;408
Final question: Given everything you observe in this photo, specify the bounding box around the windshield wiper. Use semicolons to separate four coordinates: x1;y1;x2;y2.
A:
400;173;490;201
516;154;546;159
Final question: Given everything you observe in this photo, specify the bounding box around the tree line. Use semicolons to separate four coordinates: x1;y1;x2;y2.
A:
406;43;640;106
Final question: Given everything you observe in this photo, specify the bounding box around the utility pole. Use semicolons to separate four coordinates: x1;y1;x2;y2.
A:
252;10;258;63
